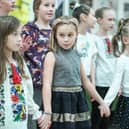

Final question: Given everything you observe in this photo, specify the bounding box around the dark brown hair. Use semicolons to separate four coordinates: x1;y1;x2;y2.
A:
0;16;27;84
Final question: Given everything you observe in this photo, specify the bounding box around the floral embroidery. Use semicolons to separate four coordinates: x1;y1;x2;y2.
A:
0;84;5;126
10;63;26;121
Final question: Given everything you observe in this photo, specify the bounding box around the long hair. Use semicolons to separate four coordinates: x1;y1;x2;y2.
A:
49;16;78;52
0;16;27;84
112;18;129;57
33;0;42;22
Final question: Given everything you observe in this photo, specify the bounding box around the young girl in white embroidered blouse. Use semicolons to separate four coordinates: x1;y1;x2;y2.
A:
104;18;129;129
0;16;44;129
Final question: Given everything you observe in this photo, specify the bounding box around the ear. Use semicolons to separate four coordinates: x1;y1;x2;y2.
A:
97;17;103;24
80;13;87;22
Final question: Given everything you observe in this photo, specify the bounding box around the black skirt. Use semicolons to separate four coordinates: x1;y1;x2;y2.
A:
111;95;129;129
50;86;91;129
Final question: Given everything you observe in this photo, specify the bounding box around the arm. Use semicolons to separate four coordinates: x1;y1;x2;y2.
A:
80;63;110;117
90;60;95;87
104;58;124;106
24;62;42;120
38;52;55;129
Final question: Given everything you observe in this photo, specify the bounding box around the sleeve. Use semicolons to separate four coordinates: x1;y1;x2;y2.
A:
24;62;42;120
104;57;124;105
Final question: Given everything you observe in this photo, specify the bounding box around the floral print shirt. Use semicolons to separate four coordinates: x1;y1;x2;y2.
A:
0;62;41;129
21;22;51;88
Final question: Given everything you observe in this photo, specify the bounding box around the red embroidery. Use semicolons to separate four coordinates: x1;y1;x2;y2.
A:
11;63;21;84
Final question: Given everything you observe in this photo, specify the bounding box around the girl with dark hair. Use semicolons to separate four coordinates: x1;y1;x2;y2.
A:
104;18;129;129
0;16;44;129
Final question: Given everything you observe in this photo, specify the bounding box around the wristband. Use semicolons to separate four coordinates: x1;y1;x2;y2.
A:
43;112;52;115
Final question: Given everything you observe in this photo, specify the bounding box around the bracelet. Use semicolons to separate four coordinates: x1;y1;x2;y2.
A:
43;112;52;115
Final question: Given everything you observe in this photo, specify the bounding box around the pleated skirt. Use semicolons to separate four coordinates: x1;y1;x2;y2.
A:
50;86;91;129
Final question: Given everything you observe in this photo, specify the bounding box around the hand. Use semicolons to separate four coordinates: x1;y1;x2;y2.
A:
21;36;32;52
98;103;110;117
37;113;52;129
118;89;122;97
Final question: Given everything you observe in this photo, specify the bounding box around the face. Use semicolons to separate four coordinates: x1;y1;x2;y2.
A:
98;9;115;32
6;26;22;53
86;9;97;29
37;0;55;22
56;24;77;50
0;0;16;13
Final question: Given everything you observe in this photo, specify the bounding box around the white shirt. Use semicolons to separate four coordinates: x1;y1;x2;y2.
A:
104;54;129;105
0;62;41;129
76;32;97;76
95;35;116;87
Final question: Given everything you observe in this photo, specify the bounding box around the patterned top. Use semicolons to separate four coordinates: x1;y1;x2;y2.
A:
94;35;117;87
21;22;51;88
0;62;41;129
76;32;97;76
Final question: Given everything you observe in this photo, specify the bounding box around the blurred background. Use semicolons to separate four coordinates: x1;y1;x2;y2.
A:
9;0;129;24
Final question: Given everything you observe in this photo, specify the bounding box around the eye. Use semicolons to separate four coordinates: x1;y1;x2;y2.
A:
59;33;65;37
13;32;18;36
52;4;55;8
44;3;49;7
68;33;73;37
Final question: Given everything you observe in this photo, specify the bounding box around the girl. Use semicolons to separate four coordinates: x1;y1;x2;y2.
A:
39;16;110;129
0;16;44;129
72;4;97;112
21;0;55;128
91;7;116;129
0;0;16;16
104;18;129;129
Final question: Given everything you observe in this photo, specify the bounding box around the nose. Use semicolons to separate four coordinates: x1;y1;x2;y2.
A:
64;36;69;41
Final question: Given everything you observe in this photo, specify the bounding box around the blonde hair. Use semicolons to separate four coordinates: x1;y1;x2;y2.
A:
50;16;78;52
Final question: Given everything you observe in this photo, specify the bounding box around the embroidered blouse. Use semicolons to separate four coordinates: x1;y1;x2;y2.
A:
0;62;41;129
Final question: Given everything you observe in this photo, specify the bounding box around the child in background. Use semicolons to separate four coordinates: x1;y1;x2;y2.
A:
39;16;110;129
104;18;129;129
21;0;55;128
72;4;97;112
91;7;116;129
0;16;44;129
0;0;16;16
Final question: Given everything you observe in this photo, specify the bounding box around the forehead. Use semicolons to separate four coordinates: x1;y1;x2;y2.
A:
103;9;115;18
57;24;77;33
41;0;55;4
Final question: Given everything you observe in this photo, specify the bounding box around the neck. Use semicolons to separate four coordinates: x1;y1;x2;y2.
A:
78;23;88;35
6;50;14;63
96;27;108;37
0;10;8;16
35;19;51;29
124;46;129;56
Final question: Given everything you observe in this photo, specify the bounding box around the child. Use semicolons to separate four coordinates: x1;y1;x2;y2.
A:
21;0;55;128
91;7;116;129
72;4;97;112
0;16;44;129
39;16;110;129
0;0;16;16
104;18;129;129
